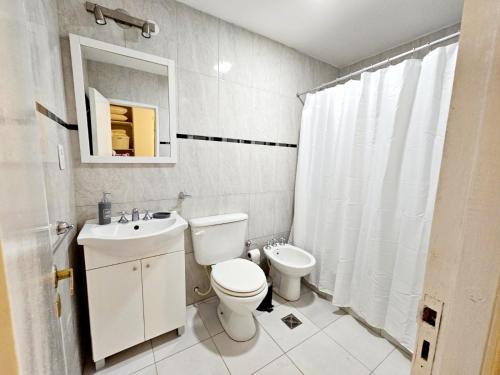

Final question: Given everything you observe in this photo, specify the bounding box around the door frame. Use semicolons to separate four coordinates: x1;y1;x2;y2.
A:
0;242;19;374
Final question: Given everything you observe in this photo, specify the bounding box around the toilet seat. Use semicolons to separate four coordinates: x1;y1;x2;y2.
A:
211;258;266;297
212;278;267;297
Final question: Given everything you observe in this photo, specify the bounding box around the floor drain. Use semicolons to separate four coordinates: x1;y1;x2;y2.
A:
281;313;302;329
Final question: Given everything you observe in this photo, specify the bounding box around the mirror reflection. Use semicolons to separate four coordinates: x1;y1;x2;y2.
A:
81;45;171;158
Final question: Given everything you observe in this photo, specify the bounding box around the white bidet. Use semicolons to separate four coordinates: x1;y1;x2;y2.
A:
263;244;316;301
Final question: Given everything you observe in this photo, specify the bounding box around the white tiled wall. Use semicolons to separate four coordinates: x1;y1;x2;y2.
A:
38;113;83;375
58;0;338;305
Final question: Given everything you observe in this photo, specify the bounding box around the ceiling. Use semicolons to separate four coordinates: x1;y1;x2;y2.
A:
177;0;463;68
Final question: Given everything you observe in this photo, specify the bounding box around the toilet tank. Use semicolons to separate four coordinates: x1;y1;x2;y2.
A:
189;213;248;265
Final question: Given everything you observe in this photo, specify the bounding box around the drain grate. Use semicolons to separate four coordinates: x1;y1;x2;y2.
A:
281;313;302;329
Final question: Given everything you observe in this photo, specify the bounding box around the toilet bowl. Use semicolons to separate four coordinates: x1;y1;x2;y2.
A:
263;244;316;301
189;213;267;342
211;258;267;341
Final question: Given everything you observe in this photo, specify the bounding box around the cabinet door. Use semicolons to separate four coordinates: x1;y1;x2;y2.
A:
86;260;144;361
88;87;112;156
142;252;186;339
132;106;156;157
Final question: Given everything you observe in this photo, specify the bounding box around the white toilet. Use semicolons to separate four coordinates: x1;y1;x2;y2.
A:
189;213;267;341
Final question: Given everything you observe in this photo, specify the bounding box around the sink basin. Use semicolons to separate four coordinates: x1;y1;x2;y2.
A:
77;211;188;255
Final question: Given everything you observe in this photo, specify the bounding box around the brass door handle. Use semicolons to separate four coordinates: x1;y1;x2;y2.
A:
52;265;74;296
55;293;61;318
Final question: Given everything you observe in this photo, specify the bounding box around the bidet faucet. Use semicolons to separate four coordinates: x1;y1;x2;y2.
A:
131;208;140;221
279;237;286;245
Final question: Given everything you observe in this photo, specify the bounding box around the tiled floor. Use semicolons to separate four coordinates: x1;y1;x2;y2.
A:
84;286;412;375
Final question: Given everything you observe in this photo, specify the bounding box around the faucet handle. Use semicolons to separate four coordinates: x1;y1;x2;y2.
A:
117;211;129;224
279;237;286;245
142;210;152;221
178;191;192;200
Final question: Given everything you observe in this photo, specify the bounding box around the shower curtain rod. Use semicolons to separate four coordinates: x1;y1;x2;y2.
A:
296;31;460;104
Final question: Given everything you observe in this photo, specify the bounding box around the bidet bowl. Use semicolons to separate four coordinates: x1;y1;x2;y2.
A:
263;244;316;301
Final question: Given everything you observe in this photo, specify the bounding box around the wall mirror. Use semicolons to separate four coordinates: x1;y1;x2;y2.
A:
69;34;177;163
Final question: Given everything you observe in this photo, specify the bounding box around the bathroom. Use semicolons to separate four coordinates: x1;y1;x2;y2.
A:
1;0;499;374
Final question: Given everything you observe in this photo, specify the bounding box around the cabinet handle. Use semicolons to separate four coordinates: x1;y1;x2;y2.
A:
132;266;137;271
145;264;150;268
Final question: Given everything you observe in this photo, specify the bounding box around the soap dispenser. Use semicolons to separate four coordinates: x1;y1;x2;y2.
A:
98;192;112;225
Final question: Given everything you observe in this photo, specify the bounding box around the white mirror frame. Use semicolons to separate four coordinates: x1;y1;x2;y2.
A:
69;34;177;164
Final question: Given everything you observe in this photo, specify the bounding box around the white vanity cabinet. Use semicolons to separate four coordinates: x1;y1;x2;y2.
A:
83;232;186;365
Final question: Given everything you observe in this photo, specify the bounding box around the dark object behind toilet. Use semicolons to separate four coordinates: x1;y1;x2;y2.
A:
257;277;274;312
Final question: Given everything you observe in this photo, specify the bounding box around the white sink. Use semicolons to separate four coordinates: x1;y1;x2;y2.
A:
77;211;188;255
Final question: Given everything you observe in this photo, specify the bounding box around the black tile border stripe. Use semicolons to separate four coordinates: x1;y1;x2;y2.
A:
35;104;297;149
35;102;78;130
176;133;297;148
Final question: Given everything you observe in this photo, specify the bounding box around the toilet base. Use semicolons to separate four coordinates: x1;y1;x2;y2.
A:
217;301;257;342
277;276;301;301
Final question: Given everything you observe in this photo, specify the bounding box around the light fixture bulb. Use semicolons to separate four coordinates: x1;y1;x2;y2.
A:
94;5;106;25
142;22;151;39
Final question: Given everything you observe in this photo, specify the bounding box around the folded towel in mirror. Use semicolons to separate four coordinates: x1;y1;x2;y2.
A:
110;105;127;115
111;113;128;121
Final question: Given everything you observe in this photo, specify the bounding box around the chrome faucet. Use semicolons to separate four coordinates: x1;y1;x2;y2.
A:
131;208;140;222
118;211;129;224
178;191;192;200
142;210;152;221
279;237;286;245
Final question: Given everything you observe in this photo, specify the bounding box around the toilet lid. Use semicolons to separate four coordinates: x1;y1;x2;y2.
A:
211;258;266;294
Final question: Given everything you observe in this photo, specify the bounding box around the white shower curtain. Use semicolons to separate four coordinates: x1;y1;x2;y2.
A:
291;44;458;351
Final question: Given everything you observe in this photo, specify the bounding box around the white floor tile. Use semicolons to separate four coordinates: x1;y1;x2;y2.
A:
132;364;157;375
287;332;370;375
195;297;224;336
288;291;345;328
257;305;319;352
156;339;229;375
84;341;155;375
373;349;411;375
254;355;302;375
152;306;210;362
323;315;395;370
212;324;283;375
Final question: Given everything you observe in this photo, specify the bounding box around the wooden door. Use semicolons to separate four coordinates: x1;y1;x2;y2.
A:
88;87;112;156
